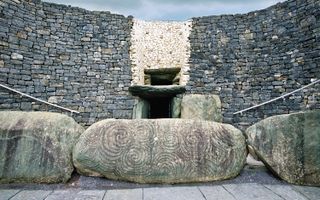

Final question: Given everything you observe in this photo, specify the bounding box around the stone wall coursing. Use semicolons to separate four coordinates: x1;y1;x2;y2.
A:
0;0;135;126
188;0;320;130
130;20;192;85
0;0;319;129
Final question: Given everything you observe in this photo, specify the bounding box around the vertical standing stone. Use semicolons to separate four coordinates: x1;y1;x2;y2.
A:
181;94;222;122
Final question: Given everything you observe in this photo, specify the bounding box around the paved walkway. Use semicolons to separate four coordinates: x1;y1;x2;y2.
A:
1;183;320;200
1;162;320;200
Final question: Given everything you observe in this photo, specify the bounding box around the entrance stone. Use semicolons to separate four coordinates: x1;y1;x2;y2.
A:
73;119;247;184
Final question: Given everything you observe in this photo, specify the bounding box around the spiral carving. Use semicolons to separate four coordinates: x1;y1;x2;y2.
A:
74;119;246;183
180;127;210;159
152;152;181;176
134;122;155;147
117;146;150;176
161;132;181;151
99;122;132;159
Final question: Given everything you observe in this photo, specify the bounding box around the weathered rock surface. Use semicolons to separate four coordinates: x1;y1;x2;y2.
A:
0;111;84;183
129;85;186;98
181;94;222;122
246;111;320;186
73;119;247;184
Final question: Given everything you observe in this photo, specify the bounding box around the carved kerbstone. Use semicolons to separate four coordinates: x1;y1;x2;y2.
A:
73;119;247;184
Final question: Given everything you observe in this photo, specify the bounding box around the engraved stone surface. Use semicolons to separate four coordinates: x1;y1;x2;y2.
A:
181;94;222;122
73;119;247;184
0;111;84;183
246;111;320;186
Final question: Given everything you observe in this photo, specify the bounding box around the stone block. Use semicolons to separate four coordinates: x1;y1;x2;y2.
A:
181;94;222;122
246;111;320;186
73;119;247;183
0;111;84;183
11;53;23;60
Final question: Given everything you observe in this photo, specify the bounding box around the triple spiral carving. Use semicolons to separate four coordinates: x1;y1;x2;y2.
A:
76;119;244;182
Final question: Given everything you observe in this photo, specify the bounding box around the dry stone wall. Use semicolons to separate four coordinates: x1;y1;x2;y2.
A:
0;0;319;129
130;20;192;85
0;0;135;126
187;0;320;130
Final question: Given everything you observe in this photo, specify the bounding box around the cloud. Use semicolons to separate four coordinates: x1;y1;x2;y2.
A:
44;0;284;20
151;0;273;4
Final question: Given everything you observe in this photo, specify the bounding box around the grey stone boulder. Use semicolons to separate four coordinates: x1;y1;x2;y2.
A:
0;111;84;183
246;111;320;186
181;94;222;122
73;119;247;184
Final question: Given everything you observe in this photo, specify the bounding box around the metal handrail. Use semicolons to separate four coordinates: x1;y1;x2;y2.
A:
0;83;80;114
233;79;320;115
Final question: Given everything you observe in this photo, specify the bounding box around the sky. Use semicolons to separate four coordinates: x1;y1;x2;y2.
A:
44;0;285;21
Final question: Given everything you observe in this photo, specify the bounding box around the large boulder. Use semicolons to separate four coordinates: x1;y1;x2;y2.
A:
246;111;320;186
181;94;222;122
73;119;247;184
0;111;84;183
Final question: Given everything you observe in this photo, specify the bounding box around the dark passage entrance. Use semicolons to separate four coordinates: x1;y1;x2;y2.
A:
148;97;172;118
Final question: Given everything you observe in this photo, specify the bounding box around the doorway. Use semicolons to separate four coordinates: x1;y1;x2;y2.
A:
148;97;172;118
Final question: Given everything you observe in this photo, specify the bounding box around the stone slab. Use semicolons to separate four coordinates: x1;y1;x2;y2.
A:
144;187;205;200
44;189;82;200
223;183;283;200
10;190;52;200
104;189;142;200
0;189;21;200
181;94;222;122
246;111;320;186
264;185;307;200
132;99;149;119
129;85;186;98
199;186;236;200
0;184;319;200
293;186;320;200
74;190;106;200
73;119;247;184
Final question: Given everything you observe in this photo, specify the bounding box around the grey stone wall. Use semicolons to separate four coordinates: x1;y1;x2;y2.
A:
0;0;319;129
0;0;135;126
188;0;320;130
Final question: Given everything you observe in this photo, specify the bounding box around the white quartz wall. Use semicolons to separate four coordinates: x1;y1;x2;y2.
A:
130;19;192;85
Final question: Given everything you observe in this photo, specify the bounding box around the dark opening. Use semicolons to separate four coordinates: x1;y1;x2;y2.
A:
151;75;174;85
148;97;172;118
144;68;181;86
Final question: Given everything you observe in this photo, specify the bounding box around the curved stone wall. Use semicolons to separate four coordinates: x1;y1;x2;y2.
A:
187;0;320;129
0;0;134;126
0;0;319;128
